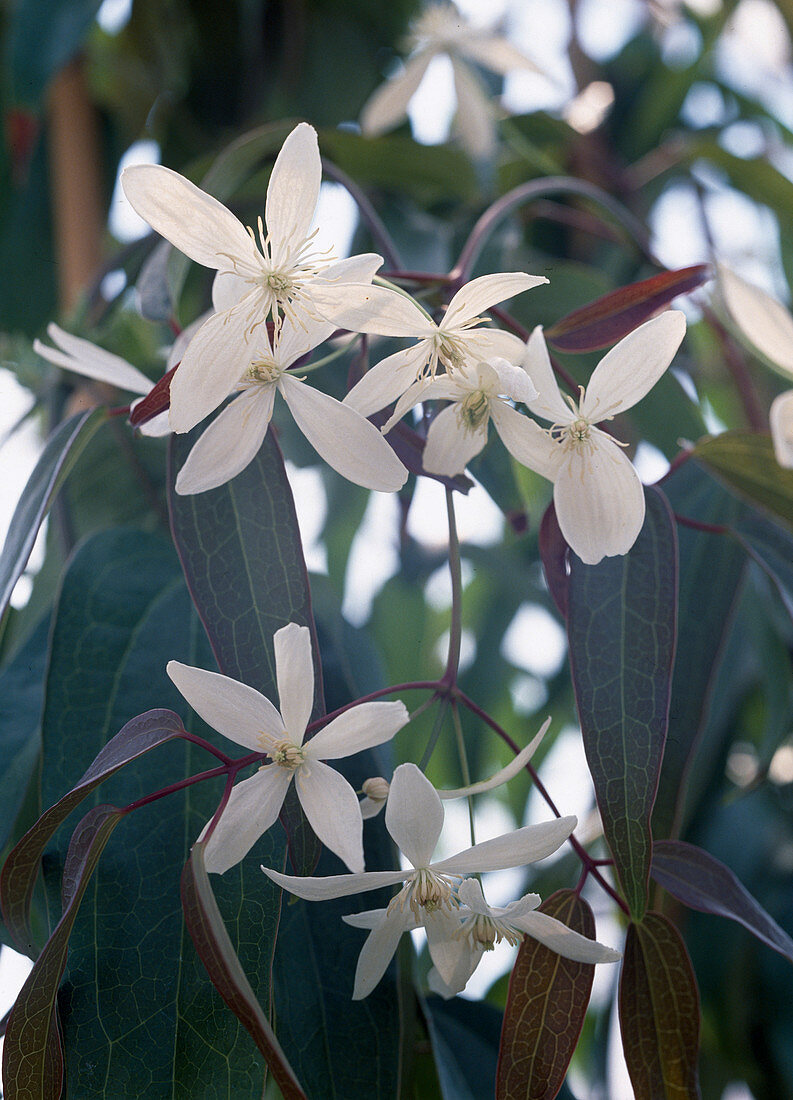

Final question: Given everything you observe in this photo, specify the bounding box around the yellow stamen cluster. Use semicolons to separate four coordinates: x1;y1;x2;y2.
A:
269;738;306;769
388;868;458;918
458;389;490;431
456;913;522;951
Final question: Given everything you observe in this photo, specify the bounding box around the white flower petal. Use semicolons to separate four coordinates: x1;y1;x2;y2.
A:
489;401;562;480
174;388;275;495
306;700;409;761
583;311;686;420
385;763;444;869
168;300;257;433
464;327;526;362
137;409;172;437
35;325;153;395
310;282;434;338
490;357;539;404
344;344;430;417
770;389;793;467
719;265;793;376
381;374;461;433
520;327;572;423
458;34;545;76
361;53;434;136
456;877;492;915
440;718;550;799
423;403;489;475
424;908;474;985
347;909;416;999
280;376;408;491
265;123;322;259
444;273;548;330
296;760;365;873
342;907;390;930
274;623;314;742
121;164;258;272
201;766;293;873
433;815;576;876
360;795;387;820
450;58;496;159
514;911;621;963
166;660;283;749
212;270;249;313
261;865;408;900
167;314;211;369
554;433;645;564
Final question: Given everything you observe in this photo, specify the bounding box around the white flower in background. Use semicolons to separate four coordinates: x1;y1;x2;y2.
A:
310;272;547;417
121;123;383;433
168;623;409;875
717;265;793;467
262;762;576;998
360;2;545;158
513;311;686;565
174;312;408;495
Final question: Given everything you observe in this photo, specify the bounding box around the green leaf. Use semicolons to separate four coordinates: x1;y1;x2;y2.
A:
694;433;793;530
567;488;678;918
619;913;701;1100
496;890;597;1100
730;509;793;621
7;0;103;106
0;408;108;621
424;994;503;1100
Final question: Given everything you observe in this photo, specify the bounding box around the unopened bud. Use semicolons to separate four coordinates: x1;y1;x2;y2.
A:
362;777;389;802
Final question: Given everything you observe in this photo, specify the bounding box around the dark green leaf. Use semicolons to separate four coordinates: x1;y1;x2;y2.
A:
694;433;793;530
567;488;678;918
7;0;103;106
619;913;701;1100
425;994;503;1100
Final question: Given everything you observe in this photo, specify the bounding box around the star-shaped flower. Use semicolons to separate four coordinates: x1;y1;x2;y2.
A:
168;624;409;874
511;311;686;564
262;762;576;997
121;123;384;433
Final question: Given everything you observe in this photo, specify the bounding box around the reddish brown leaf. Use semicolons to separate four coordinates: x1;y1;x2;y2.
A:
496;890;596;1100
0;709;185;955
619;912;700;1099
538;503;569;619
546;265;709;352
180;842;306;1100
2;805;123;1100
128;364;176;426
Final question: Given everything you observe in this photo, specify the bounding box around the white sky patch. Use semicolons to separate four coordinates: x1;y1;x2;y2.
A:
633;440;670;483
342;491;401;625
0;946;33;1065
503;0;573;111
501;602;567;678
576;0;646;62
284;462;328;575
524;726;594;829
407;478;503;549
424;557;474;609
97;0;133;34
310;181;359;262
408;54;457;145
434;626;476;672
109;140;162;243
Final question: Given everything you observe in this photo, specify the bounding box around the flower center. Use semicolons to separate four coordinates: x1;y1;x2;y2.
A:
567;416;591;443
456;913;522;951
388;868;458;918
241;356;283;387
269;738;306;769
459;388;490;431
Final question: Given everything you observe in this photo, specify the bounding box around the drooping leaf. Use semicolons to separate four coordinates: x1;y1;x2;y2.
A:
0;408;108;621
567;488;678;918
652;840;793;965
694;433;793;530
496;890;597;1100
424;994;504;1100
546;265;709;352
619;912;701;1100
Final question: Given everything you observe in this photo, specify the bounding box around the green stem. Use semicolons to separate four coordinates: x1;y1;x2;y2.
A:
451;701;476;848
442;489;463;686
419;698;450;772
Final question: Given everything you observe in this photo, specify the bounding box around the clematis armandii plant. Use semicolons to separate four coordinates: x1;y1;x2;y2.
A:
262;762;581;998
168;623;409;875
121;122;384;434
511;310;687;564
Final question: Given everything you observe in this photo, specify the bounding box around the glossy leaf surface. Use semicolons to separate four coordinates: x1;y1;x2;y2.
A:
694;433;793;529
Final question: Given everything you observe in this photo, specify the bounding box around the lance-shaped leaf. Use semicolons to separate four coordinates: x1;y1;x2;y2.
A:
129;364;176;427
694;433;793;530
181;842;307;1100
567;488;678;918
619;912;701;1099
539;502;569;618
652;839;793;964
2;804;123;1100
496;890;597;1100
0;708;186;955
0;408;108;621
545;265;709;352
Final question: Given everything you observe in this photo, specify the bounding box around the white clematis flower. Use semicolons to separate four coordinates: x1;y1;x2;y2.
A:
121;123;383;433
174;312;408;495
717;265;793;467
426;878;620;999
168;623;409;875
262;761;576;998
360;2;546;158
511;311;686;564
310;272;546;417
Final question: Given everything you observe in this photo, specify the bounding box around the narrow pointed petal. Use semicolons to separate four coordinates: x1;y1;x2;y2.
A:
273;622;313;742
381;373;462;433
489;402;562;480
306;700;409;761
514;911;621;963
583;310;686;420
520;327;573;423
554;434;645;564
35;326;153;395
425;908;474;984
342;908;390;930
458;34;545;76
265;123;322;255
201;766;293;873
137;409;172;437
465;327;526;362
440;719;550;799
167;314;210;369
310;282;434;338
261;865;408;900
174;388;275;495
444;273;548;329
423;403;489;475
490;357;539;403
348;909;415;999
719;264;793;375
385;763;444;869
361;53;434;135
296;760;365;873
344;344;430;417
457;877;495;915
122;164;258;271
166;661;283;749
295;252;386;354
770;389;793;467
450;58;497;159
433;815;576;876
280;376;408;491
168;301;256;433
213;270;249;312
360;795;387;820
